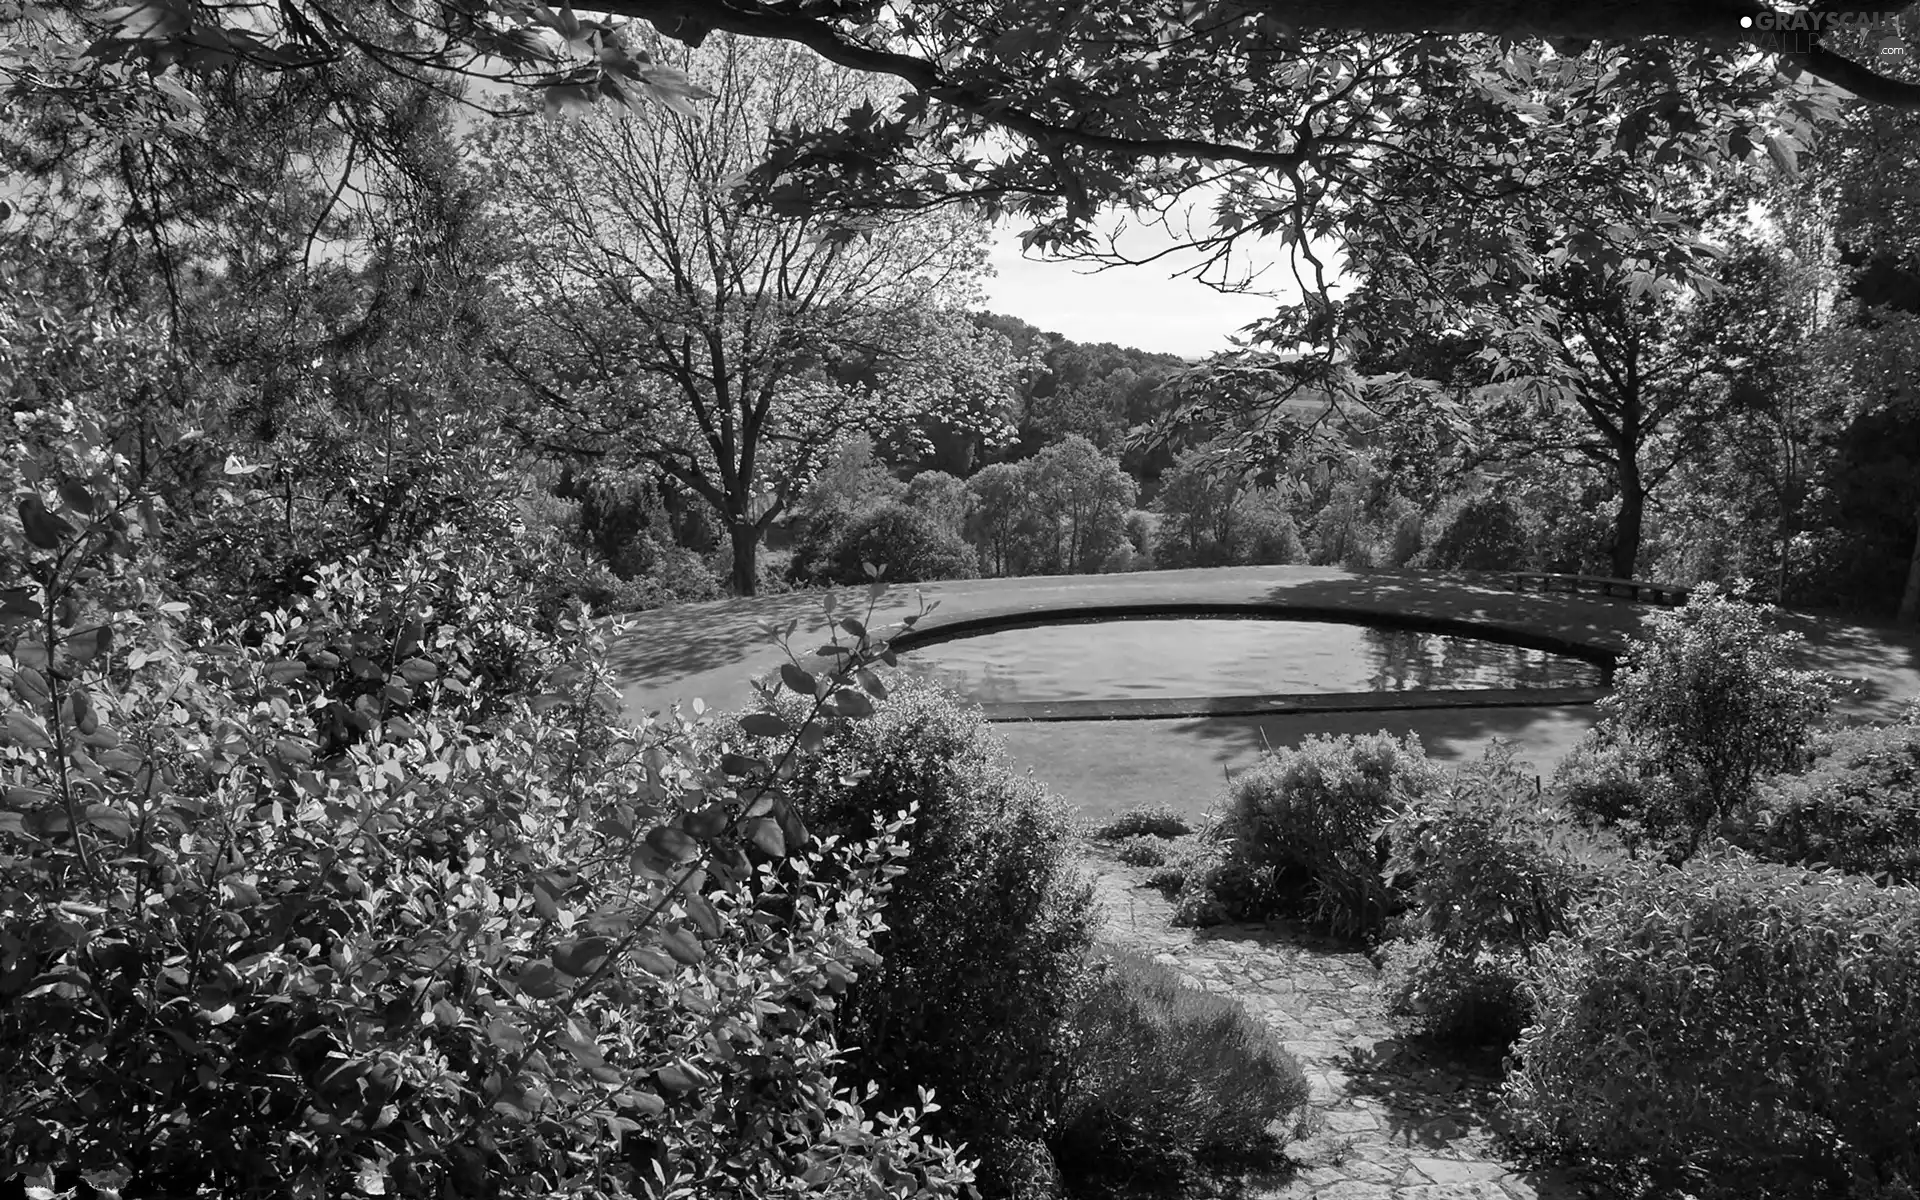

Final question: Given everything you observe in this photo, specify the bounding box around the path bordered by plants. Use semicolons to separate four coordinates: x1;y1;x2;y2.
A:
1082;850;1597;1200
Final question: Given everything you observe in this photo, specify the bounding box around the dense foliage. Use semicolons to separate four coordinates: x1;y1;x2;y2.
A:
1741;717;1920;885
756;675;1101;1197
1381;750;1619;1045
0;458;973;1197
1176;732;1443;937
1562;585;1832;858
1507;854;1920;1200
1051;949;1308;1198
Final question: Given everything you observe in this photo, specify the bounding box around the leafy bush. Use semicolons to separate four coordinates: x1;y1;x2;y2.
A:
1229;493;1306;566
1381;749;1619;1044
1553;738;1657;832
0;480;970;1198
1184;733;1443;937
1742;718;1920;884
1113;835;1172;867
1051;949;1308;1197
1092;805;1192;840
1507;853;1920;1199
762;674;1098;1196
905;470;972;538
784;435;905;584
1379;938;1532;1047
1422;492;1532;571
1573;583;1832;860
827;502;979;585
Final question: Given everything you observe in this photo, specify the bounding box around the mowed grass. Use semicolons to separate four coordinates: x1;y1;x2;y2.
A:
997;706;1598;826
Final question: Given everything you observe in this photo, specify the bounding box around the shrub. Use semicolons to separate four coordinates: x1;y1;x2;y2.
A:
905;470;973;538
1553;737;1658;832
828;502;979;584
1575;583;1832;860
0;507;970;1198
1381;749;1620;1045
1742;718;1920;884
1092;805;1192;841
1184;733;1443;937
1379;938;1533;1047
1113;835;1172;867
762;675;1098;1196
1423;492;1531;571
1507;853;1920;1199
1230;493;1306;566
1051;949;1308;1197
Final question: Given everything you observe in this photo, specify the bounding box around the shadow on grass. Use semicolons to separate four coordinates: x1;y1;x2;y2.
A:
1164;705;1601;772
603;593;834;686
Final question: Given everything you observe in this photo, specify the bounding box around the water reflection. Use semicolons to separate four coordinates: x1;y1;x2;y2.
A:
898;617;1599;704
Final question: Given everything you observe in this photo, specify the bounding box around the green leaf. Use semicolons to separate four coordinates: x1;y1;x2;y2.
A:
630;947;678;977
516;960;564;999
779;663;817;695
857;668;888;699
3;711;53;750
740;711;789;738
683;804;728;839
831;689;874;718
747;817;787;858
658;927;706;965
720;752;767;777
683;892;722;939
57;479;98;515
17;497;71;550
645;826;700;864
86;804;133;839
65;624;112;664
551;935;614;977
840;616;867;638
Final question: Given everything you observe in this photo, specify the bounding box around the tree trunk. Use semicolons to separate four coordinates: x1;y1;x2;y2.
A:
1610;458;1645;579
729;521;762;597
1899;502;1920;625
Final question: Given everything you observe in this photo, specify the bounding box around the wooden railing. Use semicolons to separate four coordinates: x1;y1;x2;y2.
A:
1510;571;1692;607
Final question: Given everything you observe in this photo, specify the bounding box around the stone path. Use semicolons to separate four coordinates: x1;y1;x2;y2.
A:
1083;851;1605;1200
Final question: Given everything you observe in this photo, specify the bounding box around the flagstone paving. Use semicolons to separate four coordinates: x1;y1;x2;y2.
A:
1082;850;1611;1200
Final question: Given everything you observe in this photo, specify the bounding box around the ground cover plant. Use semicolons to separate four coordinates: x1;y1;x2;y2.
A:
1051;948;1308;1199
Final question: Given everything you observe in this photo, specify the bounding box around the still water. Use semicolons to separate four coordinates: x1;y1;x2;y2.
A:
898;617;1601;703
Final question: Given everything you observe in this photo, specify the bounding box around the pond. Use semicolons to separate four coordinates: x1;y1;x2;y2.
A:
897;616;1603;703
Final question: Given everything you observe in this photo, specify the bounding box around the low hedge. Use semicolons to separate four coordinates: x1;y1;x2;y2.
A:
1506;853;1920;1199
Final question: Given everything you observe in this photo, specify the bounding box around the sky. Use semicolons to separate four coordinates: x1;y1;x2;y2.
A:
978;213;1294;360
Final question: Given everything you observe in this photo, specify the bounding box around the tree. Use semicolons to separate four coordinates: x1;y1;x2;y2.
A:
1029;436;1138;574
474;31;1000;595
27;1;1912;278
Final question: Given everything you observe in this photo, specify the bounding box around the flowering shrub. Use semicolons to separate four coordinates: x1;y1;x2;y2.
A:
1051;949;1307;1197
